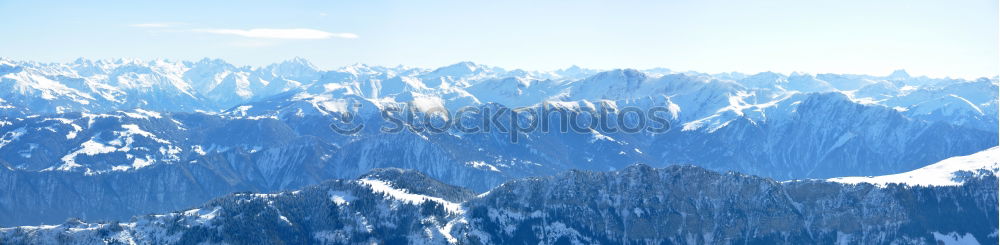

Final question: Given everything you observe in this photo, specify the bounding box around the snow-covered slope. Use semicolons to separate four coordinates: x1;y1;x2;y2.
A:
829;147;999;187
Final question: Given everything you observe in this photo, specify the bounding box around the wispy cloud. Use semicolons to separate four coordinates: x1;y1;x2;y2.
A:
193;28;358;40
229;40;277;47
129;22;182;28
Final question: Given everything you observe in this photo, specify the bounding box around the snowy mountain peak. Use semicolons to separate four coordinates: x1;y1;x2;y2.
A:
738;71;787;89
596;68;646;80
888;69;911;80
425;61;493;79
263;57;320;78
275;57;316;69
191;57;233;67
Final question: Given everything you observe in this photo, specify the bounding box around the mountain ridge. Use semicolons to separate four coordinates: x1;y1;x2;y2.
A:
2;158;996;244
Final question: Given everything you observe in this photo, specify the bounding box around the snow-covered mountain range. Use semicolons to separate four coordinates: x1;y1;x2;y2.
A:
1;58;995;131
0;58;996;229
1;150;996;244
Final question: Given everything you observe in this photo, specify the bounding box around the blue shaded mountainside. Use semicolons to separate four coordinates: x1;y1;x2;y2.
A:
0;165;996;244
0;58;996;229
0;94;994;227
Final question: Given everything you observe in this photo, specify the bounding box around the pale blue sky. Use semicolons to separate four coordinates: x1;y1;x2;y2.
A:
1;0;996;78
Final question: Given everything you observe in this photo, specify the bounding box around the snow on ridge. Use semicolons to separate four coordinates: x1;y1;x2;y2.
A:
55;139;117;171
181;206;221;225
120;124;170;144
122;108;163;119
828;147;999;187
46;124;176;173
932;231;980;245
358;178;465;214
465;161;501;172
0;127;26;150
329;190;356;205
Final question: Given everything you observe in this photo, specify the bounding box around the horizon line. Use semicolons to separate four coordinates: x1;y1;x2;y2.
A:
2;56;997;80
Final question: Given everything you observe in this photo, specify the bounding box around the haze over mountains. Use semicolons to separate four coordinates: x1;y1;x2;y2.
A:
0;58;996;240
